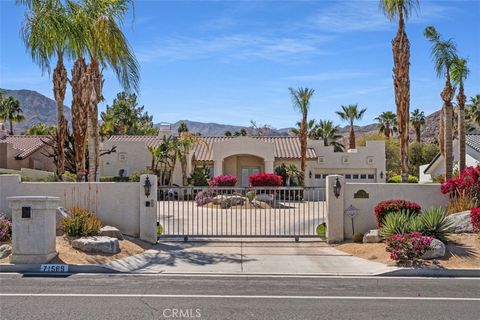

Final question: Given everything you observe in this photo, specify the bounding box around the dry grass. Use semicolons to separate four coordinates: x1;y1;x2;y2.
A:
447;196;476;215
335;233;480;269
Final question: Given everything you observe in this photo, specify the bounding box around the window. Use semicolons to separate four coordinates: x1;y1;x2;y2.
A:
368;174;375;180
345;174;352;179
315;174;322;179
353;174;359;179
366;156;375;165
318;157;325;164
208;167;214;178
361;174;367;179
118;153;127;162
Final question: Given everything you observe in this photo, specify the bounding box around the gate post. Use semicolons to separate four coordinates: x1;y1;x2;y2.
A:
139;174;158;243
326;175;344;243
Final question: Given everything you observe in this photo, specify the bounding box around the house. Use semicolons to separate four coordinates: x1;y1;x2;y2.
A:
100;125;386;187
420;134;480;183
0;123;55;172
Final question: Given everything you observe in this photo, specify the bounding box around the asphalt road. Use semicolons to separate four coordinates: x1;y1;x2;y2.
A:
1;273;479;320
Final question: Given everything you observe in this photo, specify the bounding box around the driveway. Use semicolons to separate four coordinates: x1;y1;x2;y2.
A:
104;239;396;275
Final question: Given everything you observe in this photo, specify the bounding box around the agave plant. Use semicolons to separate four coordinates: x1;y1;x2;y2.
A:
419;207;452;242
380;210;419;238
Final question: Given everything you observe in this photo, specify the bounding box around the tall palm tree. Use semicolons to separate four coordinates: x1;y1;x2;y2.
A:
177;121;189;135
375;111;398;140
424;26;458;179
380;0;418;182
290;119;316;139
20;0;70;178
314;120;344;152
0;96;25;135
336;104;366;149
410;109;426;142
450;57;469;171
289;87;315;175
467;94;480;127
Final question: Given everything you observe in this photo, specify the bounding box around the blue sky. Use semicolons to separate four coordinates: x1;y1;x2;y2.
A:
1;0;479;129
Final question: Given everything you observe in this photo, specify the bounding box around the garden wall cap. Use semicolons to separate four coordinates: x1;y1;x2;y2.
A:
8;196;60;210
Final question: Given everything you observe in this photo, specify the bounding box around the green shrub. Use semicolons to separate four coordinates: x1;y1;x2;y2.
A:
388;175;419;183
100;176;130;182
188;166;210;186
129;170;151;182
62;172;77;182
419;207;452;242
37;173;57;182
63;207;102;237
380;210;420;238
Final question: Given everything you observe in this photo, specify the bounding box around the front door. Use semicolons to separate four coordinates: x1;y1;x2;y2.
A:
241;167;261;187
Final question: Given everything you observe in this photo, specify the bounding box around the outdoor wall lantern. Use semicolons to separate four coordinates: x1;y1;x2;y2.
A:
380;171;384;179
309;171;312;179
144;176;152;198
344;205;360;234
333;177;342;198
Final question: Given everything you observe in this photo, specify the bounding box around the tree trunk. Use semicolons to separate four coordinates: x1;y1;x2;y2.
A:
9;119;13;135
439;107;445;156
71;57;90;182
53;53;68;179
349;124;355;149
300;114;307;174
392;13;411;183
385;125;390;140
441;75;455;179
415;126;421;143
457;84;466;172
87;59;103;182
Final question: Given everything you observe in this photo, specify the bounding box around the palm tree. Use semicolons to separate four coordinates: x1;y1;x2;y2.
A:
289;87;315;174
177;132;208;186
224;130;232;137
290;119;316;139
336;104;366;149
24;123;56;135
20;0;70;178
375;111;398;140
0;96;25;135
285;164;301;186
450;57;469;171
467;94;480;126
177;121;189;135
380;0;418;182
410;109;426;142
314;120;344;152
424;26;458;179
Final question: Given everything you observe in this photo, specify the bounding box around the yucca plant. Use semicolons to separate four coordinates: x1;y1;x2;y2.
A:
419;207;452;242
380;210;420;238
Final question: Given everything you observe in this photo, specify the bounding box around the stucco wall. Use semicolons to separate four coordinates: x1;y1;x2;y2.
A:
0;175;141;236
342;182;449;238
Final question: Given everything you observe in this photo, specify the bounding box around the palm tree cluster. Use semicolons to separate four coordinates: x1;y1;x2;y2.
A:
0;92;25;135
290;119;344;152
19;0;139;181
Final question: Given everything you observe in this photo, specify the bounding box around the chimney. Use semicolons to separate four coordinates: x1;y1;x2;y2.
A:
0;123;6;139
158;122;173;138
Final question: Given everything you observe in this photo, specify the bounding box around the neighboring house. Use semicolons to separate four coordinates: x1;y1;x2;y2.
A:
420;134;480;183
0;123;54;172
100;126;386;187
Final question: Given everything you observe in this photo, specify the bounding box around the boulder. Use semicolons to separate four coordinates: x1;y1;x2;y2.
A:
421;239;446;260
447;211;473;233
212;195;245;208
72;236;120;254
99;226;124;240
0;244;12;259
256;193;274;203
363;229;382;243
56;207;71;236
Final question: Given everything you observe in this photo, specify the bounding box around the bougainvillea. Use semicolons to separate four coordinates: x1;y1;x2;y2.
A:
249;173;283;187
209;175;237;187
374;200;422;228
0;214;12;242
194;190;214;206
385;232;432;264
441;165;480;204
471;208;480;233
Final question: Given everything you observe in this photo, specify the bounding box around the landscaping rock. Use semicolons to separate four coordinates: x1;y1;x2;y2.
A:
56;207;71;236
256;193;274;203
363;229;382;243
99;226;124;240
212;195;245;208
447;211;473;233
71;236;120;254
0;244;12;259
421;239;446;260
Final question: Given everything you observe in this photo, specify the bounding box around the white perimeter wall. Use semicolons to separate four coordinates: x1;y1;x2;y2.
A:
0;175;140;236
342;182;449;238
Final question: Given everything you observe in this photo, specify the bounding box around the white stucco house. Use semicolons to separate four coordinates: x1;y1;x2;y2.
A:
100;126;386;187
419;134;480;183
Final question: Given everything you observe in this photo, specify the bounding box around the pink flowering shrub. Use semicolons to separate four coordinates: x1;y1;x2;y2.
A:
249;173;283;187
0;214;12;241
374;200;422;228
441;165;480;205
209;175;237;187
386;232;432;264
471;208;480;233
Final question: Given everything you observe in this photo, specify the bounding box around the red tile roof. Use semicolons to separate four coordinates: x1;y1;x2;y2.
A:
0;136;49;159
105;135;317;161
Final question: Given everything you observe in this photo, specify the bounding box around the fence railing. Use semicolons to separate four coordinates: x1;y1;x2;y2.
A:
157;186;326;239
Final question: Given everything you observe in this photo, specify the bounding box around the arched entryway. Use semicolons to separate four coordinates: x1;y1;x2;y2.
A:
223;154;265;187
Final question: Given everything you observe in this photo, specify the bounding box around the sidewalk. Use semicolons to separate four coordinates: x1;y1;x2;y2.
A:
104;239;398;275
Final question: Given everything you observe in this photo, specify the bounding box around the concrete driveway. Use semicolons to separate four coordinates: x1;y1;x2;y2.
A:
105;239;397;275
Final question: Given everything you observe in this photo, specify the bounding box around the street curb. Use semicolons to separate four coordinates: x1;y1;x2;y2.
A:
379;268;480;278
0;263;119;274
